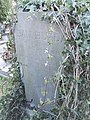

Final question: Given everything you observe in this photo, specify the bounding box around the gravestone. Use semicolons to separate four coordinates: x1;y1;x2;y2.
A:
15;11;64;110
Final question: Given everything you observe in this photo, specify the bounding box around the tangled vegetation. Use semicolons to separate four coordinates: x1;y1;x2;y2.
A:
0;62;26;120
41;0;90;120
0;0;90;120
0;0;12;23
44;0;90;120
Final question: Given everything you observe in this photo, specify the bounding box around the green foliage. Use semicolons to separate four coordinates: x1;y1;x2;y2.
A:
0;63;26;120
0;0;11;23
0;76;13;96
47;0;90;120
22;0;30;5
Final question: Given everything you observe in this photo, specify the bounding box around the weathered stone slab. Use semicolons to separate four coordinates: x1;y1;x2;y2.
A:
15;11;64;110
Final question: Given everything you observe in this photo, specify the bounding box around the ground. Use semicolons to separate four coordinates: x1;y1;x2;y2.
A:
0;34;12;97
0;35;12;77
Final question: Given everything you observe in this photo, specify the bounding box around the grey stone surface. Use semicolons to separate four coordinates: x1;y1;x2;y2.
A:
15;11;64;110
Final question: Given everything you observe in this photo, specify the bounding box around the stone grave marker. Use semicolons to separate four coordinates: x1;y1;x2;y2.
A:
15;11;64;110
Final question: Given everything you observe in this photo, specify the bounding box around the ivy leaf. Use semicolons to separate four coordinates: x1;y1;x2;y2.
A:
45;79;49;84
47;54;53;59
40;98;44;105
41;89;47;96
87;100;90;105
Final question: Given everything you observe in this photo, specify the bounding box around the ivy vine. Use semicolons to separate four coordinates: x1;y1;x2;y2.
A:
47;0;90;120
